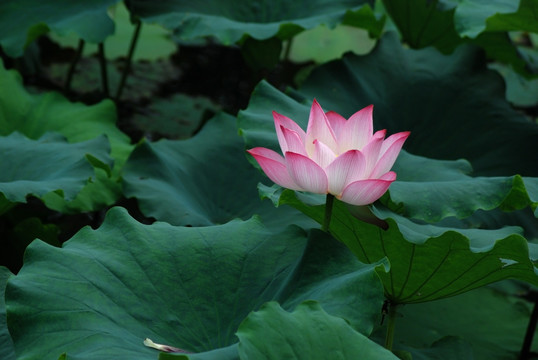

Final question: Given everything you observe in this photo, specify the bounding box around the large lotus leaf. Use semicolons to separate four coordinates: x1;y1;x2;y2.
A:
0;132;112;213
6;207;385;360
0;267;15;360
127;0;382;45
297;33;538;176
0;0;119;58
261;186;538;303
236;301;398;360
122;113;316;229
237;80;538;224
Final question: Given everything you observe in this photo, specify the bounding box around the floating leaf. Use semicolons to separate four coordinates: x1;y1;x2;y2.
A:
128;0;382;45
0;0;119;58
131;94;219;140
6;207;384;360
288;25;377;64
236;301;398;360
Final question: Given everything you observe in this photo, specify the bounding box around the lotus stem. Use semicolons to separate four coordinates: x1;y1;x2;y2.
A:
98;42;109;97
322;194;335;232
282;38;293;62
519;294;538;359
65;39;85;93
115;19;142;102
384;300;398;351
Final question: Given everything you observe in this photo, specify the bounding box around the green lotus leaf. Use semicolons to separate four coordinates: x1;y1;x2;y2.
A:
381;0;536;75
0;267;15;360
262;186;538;303
298;33;538;176
238;78;537;223
127;0;383;45
6;207;384;360
387;152;538;221
382;285;538;358
236;301;398;360
381;0;461;53
452;0;538;38
489;62;538;107
0;59;132;212
123;113;316;229
0;0;119;58
0;132;112;214
0;60;131;165
50;2;176;61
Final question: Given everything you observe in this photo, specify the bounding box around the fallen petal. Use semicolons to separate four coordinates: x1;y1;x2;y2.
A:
144;338;191;353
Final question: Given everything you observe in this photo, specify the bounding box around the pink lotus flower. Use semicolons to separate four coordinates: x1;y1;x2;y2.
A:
247;100;409;206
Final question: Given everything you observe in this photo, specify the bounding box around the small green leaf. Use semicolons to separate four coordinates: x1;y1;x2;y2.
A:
453;0;538;38
0;132;111;212
236;301;398;360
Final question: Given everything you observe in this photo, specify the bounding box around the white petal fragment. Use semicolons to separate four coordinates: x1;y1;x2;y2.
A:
144;338;190;353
